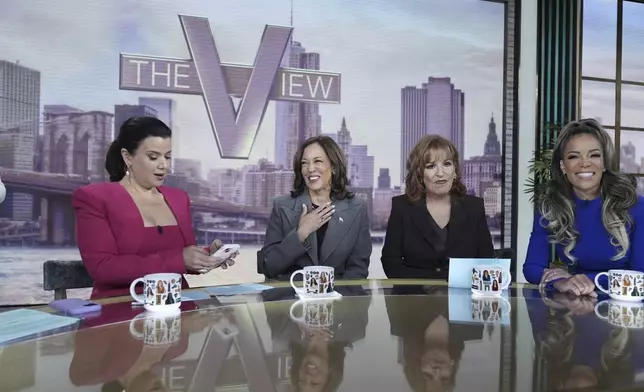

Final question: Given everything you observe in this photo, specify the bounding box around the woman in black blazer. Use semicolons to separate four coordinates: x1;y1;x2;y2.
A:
381;135;494;279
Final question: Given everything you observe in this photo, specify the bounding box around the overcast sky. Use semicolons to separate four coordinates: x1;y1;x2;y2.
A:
0;0;532;186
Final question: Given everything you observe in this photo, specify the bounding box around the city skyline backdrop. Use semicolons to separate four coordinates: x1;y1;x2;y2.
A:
0;0;506;187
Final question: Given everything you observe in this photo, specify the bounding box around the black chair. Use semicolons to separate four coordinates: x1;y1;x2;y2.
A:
43;260;94;300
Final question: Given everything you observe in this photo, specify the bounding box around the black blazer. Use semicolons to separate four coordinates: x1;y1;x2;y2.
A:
381;194;494;279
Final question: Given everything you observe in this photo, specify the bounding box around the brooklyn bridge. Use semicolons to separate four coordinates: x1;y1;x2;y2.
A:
0;168;272;246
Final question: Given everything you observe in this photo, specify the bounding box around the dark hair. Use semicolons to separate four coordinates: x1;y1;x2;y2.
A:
289;341;346;392
405;135;466;202
105;116;172;182
291;135;354;200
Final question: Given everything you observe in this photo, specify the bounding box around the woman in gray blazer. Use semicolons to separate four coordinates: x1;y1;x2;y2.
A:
258;136;372;280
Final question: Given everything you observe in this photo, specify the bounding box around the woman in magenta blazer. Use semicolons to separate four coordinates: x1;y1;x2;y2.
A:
72;117;236;299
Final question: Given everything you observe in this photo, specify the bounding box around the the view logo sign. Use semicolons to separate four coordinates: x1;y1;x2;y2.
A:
119;15;341;159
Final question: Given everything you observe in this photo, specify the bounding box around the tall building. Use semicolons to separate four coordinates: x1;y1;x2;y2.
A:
244;159;294;208
400;78;464;184
208;168;243;205
349;145;374;189
484;114;501;155
138;98;174;128
113;104;158;135
42;107;114;181
373;186;403;229
0;60;41;220
462;115;502;213
337;117;352;165
377;168;391;189
274;41;322;169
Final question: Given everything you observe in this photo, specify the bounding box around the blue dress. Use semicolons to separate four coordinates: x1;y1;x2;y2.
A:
523;194;644;287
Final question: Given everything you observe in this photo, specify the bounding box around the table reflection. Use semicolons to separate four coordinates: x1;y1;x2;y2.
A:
525;288;644;391
7;282;644;391
262;286;371;392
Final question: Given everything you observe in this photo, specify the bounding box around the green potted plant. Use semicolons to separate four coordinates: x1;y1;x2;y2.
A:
524;123;564;268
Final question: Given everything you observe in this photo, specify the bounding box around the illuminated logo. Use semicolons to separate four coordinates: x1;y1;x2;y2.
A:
119;15;341;159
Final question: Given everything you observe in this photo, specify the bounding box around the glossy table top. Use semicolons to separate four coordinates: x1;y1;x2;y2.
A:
1;279;643;391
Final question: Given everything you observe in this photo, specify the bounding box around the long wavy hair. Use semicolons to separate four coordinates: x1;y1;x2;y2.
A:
538;119;638;262
290;136;354;200
404;135;467;202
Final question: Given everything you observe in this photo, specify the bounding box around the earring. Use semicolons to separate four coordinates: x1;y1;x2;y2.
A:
126;165;131;176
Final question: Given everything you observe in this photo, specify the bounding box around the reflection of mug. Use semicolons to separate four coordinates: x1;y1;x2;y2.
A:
129;312;182;346
130;273;182;312
289;299;335;328
471;265;510;297
470;295;511;323
290;266;335;296
595;269;644;302
595;299;644;329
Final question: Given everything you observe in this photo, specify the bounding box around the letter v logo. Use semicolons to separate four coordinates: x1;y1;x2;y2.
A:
180;15;291;159
119;14;341;160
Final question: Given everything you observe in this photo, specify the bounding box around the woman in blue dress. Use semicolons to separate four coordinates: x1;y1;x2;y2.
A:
523;119;644;296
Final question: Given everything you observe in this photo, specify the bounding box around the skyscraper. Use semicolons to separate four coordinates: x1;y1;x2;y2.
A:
337;117;352;163
425;77;465;154
349;145;374;188
113;104;158;135
484;114;501;156
400;86;427;184
0;60;40;220
378;168;391;189
138;98;174;128
400;77;465;183
274;41;322;169
400;78;465;184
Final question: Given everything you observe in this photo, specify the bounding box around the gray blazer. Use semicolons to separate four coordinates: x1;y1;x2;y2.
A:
258;192;372;280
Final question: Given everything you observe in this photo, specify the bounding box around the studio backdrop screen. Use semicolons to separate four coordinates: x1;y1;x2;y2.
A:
0;0;515;305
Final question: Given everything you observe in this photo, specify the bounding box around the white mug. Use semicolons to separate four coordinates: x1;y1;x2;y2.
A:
129;312;182;346
470;295;511;323
130;273;182;312
290;299;335;328
595;299;644;329
595;269;644;302
290;266;335;296
471;265;510;297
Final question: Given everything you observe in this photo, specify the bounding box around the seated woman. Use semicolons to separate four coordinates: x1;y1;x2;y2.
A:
523;119;644;296
258;135;371;280
72;116;236;299
381;135;494;279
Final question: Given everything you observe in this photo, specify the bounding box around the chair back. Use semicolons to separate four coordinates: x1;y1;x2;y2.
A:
43;260;93;300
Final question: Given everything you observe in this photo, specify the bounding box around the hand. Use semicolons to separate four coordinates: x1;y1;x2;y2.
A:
550;292;598;315
541;268;572;284
182;246;217;273
553;274;598;297
297;203;335;242
209;239;238;270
